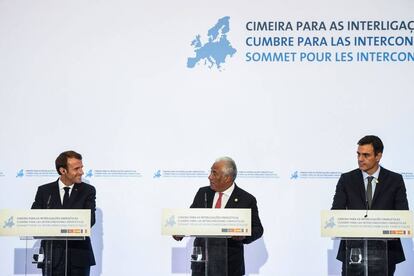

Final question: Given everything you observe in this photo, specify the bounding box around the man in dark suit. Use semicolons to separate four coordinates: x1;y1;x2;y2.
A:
174;157;264;276
32;150;96;276
331;135;409;276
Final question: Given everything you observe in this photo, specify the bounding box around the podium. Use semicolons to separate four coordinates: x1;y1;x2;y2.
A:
25;235;87;276
343;238;389;275
191;237;228;276
0;209;91;276
162;208;251;276
321;210;413;276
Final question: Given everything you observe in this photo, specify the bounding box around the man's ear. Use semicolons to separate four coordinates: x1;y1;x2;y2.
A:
59;167;67;175
375;152;383;162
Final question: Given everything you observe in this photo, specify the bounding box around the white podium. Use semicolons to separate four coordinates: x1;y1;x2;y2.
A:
321;210;413;276
0;209;91;276
162;208;251;276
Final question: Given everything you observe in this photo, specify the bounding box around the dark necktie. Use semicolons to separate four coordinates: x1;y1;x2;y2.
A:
214;192;223;208
366;176;374;209
63;187;70;208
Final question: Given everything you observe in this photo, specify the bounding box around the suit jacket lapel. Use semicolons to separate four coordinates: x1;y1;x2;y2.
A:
354;170;366;205
44;179;62;209
50;180;62;208
66;183;81;208
225;184;240;208
372;167;386;207
200;187;215;208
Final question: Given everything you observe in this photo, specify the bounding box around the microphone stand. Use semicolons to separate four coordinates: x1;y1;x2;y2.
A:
45;195;52;276
204;193;208;276
363;197;369;276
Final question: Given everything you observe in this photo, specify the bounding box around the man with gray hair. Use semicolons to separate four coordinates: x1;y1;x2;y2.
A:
175;157;264;276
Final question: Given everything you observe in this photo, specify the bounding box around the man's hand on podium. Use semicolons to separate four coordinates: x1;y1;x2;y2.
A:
172;235;184;241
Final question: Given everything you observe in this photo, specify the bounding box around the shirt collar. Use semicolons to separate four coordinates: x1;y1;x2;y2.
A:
362;166;381;180
59;178;74;190
220;182;235;197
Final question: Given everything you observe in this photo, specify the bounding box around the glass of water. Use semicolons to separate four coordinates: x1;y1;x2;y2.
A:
349;248;362;264
191;246;203;262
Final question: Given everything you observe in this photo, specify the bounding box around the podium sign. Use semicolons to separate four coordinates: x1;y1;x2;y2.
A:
161;208;251;236
0;209;91;237
321;210;413;238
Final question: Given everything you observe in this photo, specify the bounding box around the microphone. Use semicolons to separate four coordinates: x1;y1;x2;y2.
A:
203;192;209;262
46;195;51;209
364;199;369;218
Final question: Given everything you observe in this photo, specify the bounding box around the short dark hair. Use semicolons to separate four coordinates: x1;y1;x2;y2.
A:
55;150;82;175
358;135;384;155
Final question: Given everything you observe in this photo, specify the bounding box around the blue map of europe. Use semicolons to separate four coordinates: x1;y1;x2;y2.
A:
187;16;237;69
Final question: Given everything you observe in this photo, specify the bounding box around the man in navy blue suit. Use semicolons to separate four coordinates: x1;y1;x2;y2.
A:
32;151;96;276
174;157;264;276
332;136;409;276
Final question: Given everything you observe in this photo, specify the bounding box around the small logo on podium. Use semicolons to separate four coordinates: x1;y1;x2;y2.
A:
3;216;15;228
165;215;176;227
324;217;336;229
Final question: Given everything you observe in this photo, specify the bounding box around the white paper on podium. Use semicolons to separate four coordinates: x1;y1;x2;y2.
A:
0;209;91;237
161;208;251;236
321;210;413;238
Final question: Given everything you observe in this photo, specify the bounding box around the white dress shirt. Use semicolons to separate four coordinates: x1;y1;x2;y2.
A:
212;182;235;208
58;179;74;205
362;166;380;196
